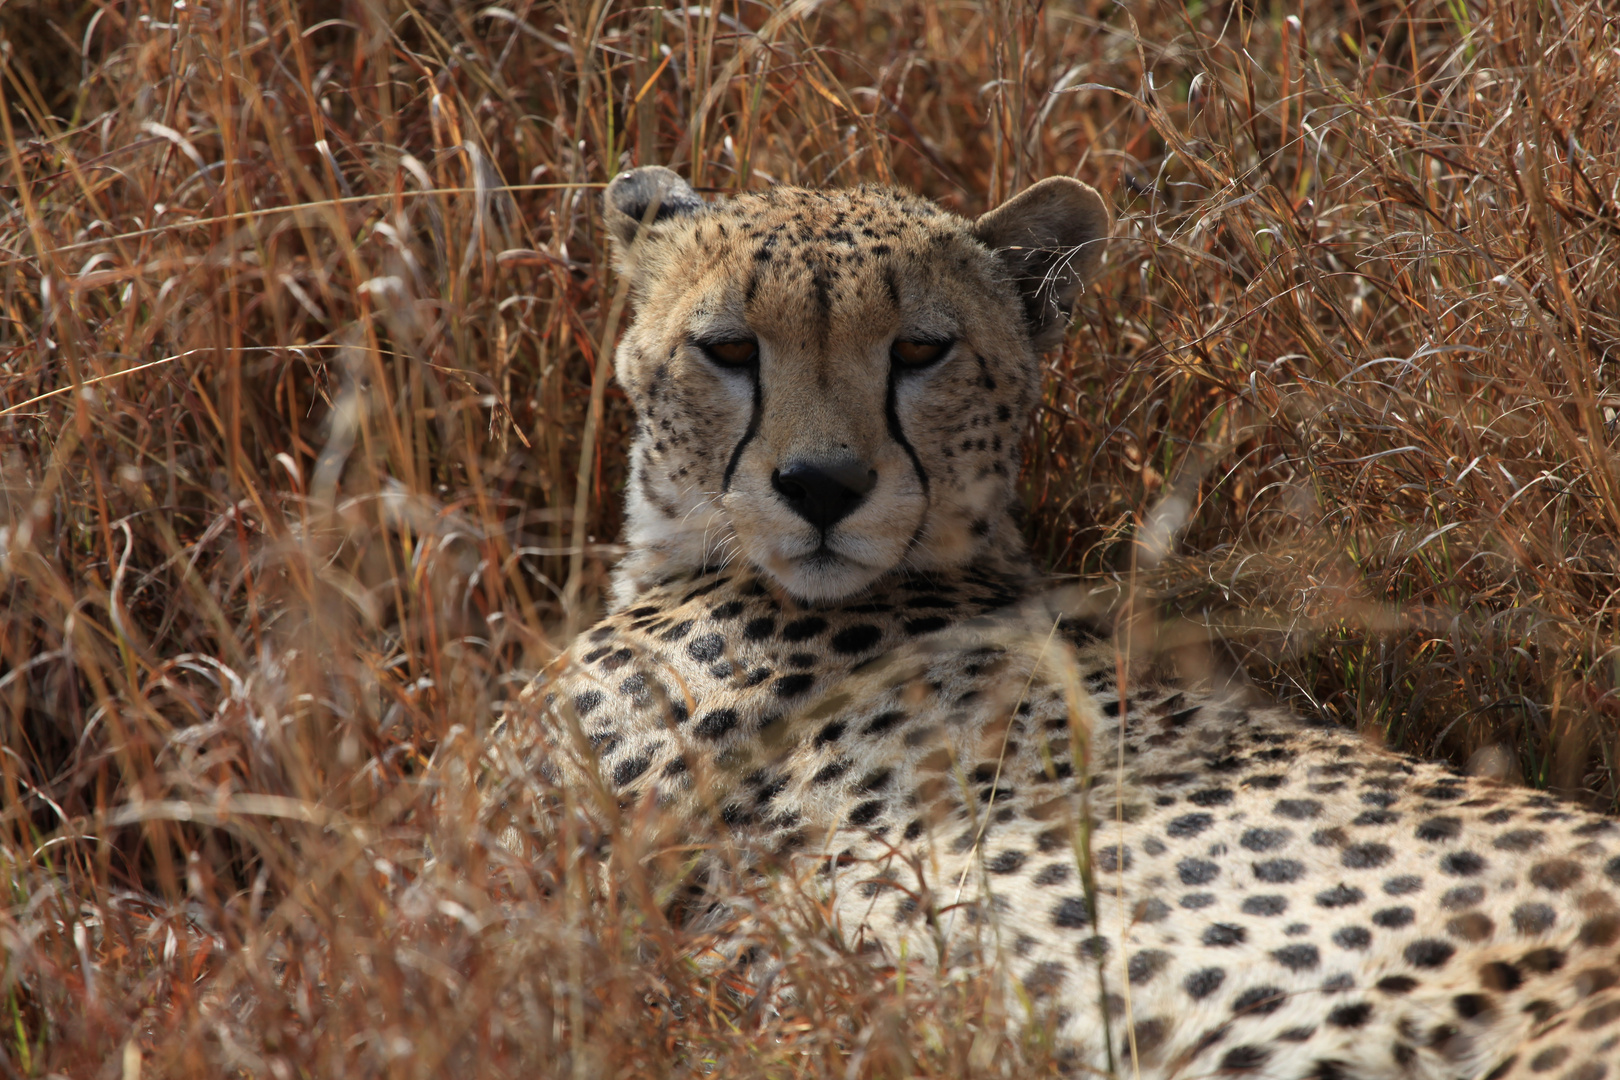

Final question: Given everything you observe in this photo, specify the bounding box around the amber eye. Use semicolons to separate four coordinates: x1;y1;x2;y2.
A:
891;338;952;368
699;338;759;367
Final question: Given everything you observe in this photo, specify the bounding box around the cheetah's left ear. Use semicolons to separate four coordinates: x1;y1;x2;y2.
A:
603;166;708;258
973;177;1111;350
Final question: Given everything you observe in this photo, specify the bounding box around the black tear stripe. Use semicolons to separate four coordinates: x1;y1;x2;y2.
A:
885;365;931;500
721;369;764;492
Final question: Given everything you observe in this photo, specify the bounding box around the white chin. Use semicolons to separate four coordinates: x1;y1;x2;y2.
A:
767;548;886;603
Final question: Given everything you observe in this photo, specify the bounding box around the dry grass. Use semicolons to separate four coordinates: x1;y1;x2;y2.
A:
1;0;1616;1074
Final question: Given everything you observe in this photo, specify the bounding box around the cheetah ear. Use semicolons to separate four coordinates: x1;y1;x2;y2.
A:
973;177;1111;350
603;166;708;256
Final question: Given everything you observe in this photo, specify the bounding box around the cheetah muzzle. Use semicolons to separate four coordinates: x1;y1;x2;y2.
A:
499;168;1620;1079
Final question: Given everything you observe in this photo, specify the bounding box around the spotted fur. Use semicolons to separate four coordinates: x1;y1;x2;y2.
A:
500;170;1620;1077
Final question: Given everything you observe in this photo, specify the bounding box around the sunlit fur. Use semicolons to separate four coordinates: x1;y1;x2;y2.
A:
515;172;1620;1078
605;179;1076;608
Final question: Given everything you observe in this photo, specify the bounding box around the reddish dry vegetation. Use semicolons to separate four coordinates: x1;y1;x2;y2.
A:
1;0;1616;1075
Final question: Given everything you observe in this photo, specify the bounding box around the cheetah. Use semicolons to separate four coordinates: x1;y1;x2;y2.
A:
498;166;1620;1078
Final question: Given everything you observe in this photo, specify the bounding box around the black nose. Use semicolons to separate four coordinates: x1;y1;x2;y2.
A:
771;459;877;533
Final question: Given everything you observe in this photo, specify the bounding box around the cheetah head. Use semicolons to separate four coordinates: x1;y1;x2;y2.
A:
602;167;1109;607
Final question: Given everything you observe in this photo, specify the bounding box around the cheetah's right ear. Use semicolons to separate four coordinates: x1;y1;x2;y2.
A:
974;177;1111;350
603;166;708;257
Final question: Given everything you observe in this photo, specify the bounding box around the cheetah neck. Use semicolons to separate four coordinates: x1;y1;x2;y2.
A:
569;564;1043;752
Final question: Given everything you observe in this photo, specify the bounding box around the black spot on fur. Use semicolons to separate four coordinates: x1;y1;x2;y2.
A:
1325;1002;1373;1028
1403;939;1456;968
1316;885;1366;908
1241;828;1290;851
1179;858;1219;885
781;616;829;642
847;800;885;827
1512;902;1557;934
814;721;846;746
1492;828;1545;851
1275;799;1323;819
1342;843;1393;868
1168;813;1214;837
1254;859;1306;884
1440;851;1486;876
612;751;655;786
1273;944;1320;971
811;760;849;785
1373;906;1415;928
1529;859;1583;891
774;673;815;697
1332;926;1371;949
1242;895;1289;916
1232;986;1285;1016
658;619;696;641
857;768;891;792
863;710;905;736
1479;961;1523;992
904;616;950;635
1218;1045;1270;1070
687;633;725;663
1033;863;1070;886
1184;967;1226;999
830;624;883;654
1415;816;1462;841
1202;923;1247;946
987;850;1028;874
1128;950;1171;984
1052;897;1089;928
1441;885;1486;909
1520;946;1566;973
694;708;739;740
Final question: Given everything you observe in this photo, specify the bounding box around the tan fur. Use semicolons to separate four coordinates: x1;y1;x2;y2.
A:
601;168;1107;607
497;171;1620;1077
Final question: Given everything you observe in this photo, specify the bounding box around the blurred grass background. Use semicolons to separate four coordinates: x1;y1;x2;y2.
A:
1;0;1616;1074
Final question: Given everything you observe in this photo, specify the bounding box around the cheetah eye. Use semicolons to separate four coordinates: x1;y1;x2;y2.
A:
697;338;759;368
891;338;953;369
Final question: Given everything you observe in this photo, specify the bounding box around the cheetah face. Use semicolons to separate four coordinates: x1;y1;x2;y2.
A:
602;168;1108;606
